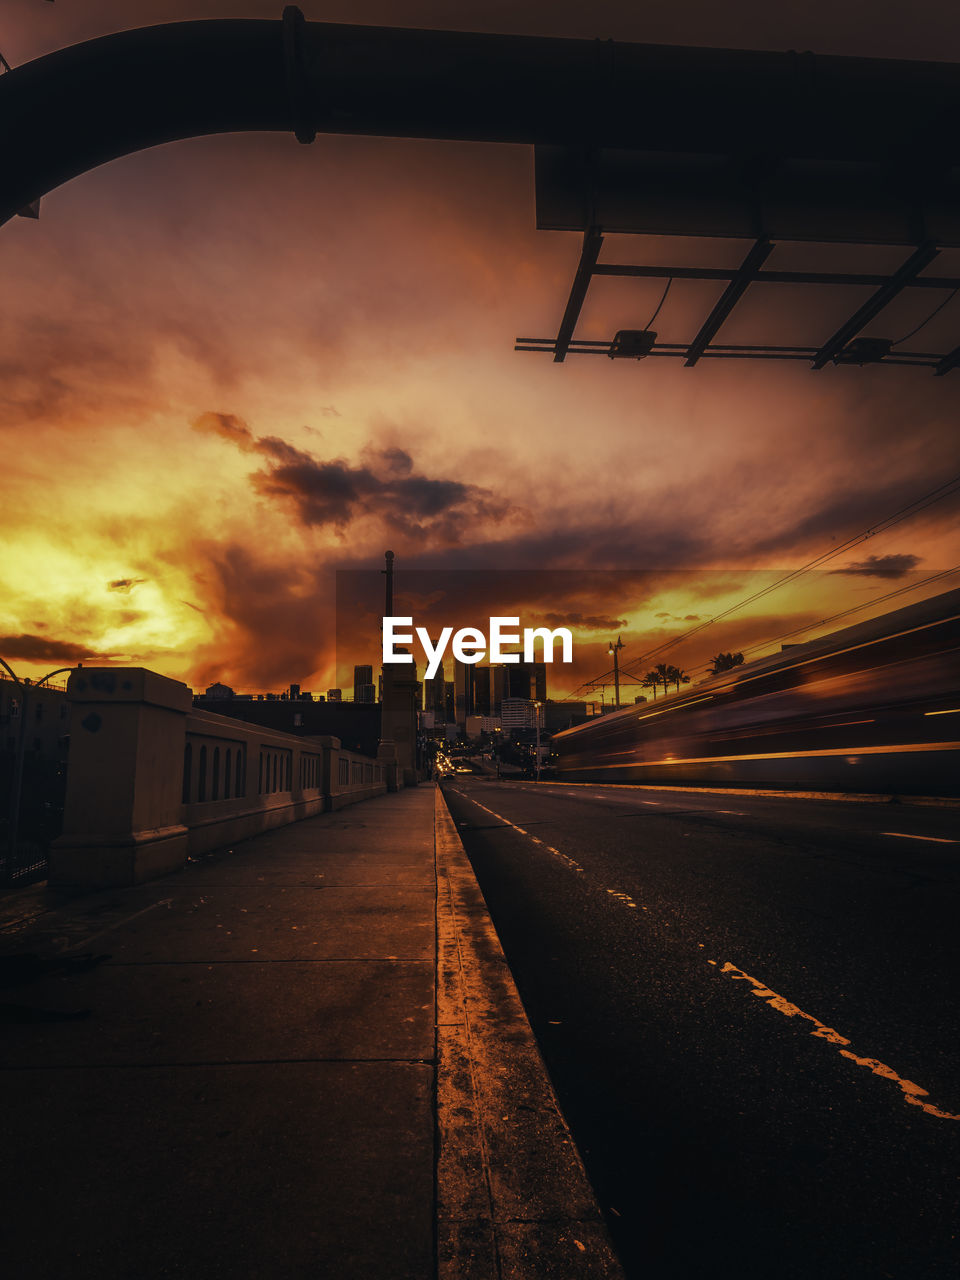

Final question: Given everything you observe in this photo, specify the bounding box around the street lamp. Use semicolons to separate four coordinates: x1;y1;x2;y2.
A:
607;635;624;710
1;658;74;882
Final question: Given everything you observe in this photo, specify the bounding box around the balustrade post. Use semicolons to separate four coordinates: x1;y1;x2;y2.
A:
49;667;192;888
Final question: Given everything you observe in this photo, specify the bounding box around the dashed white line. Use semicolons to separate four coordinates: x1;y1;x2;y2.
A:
452;790;585;874
449;784;959;1123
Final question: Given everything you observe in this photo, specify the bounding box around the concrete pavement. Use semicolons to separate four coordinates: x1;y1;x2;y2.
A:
0;784;621;1279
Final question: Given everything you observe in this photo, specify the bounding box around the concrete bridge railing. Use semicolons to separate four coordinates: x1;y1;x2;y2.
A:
49;667;388;889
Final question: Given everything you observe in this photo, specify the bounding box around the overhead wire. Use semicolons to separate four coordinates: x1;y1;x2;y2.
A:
564;471;960;700
679;564;960;681
644;277;673;329
891;287;960;347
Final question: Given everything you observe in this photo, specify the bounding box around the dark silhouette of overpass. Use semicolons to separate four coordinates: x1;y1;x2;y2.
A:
3;7;959;370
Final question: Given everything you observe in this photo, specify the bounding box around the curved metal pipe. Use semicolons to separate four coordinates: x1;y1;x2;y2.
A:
1;12;959;225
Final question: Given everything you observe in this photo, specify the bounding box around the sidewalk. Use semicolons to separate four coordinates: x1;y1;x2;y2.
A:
0;785;621;1279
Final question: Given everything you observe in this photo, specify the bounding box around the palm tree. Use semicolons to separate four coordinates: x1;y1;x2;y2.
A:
669;666;691;692
654;662;672;696
642;670;660;700
710;651;744;675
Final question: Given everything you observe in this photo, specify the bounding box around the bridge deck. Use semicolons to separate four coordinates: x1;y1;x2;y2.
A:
0;785;619;1280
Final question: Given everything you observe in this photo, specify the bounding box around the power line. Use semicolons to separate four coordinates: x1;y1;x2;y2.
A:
571;563;958;701
681;565;960;681
892;287;960;347
644;278;673;329
565;470;960;700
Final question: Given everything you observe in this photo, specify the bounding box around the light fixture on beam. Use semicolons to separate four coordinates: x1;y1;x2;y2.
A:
608;329;657;359
833;337;892;365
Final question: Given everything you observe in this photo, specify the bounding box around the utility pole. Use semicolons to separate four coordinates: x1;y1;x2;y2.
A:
608;634;624;709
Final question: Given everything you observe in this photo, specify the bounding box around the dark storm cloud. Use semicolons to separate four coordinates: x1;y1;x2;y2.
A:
0;634;98;662
195;411;508;537
258;458;505;536
256;457;365;526
832;553;923;578
370;445;414;476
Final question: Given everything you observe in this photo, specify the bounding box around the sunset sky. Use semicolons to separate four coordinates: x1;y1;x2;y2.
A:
2;0;959;700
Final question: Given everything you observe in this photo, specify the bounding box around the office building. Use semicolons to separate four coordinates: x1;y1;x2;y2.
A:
353;664;376;704
500;698;539;736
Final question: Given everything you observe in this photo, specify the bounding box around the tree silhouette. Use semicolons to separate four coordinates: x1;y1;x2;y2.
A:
668;665;691;691
654;662;673;696
642;670;660;699
710;651;744;675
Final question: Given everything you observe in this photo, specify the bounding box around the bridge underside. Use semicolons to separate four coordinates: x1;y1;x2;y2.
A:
2;8;958;371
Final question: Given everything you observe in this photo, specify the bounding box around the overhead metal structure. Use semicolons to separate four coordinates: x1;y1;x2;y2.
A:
515;231;960;372
1;7;958;370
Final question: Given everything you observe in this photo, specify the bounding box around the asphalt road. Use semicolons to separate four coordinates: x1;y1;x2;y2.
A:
440;778;960;1280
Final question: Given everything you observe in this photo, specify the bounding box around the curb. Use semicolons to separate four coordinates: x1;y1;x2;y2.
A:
434;787;625;1279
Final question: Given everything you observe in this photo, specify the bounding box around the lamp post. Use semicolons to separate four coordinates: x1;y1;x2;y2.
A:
534;699;542;782
1;659;73;881
608;635;624;710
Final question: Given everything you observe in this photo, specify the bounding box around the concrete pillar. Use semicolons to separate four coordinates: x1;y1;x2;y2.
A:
376;740;402;793
49;668;193;888
380;660;420;786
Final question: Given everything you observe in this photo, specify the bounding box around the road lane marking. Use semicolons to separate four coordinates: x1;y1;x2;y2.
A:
718;962;960;1122
449;784;959;1122
451;790;585;873
607;889;639;909
881;832;957;844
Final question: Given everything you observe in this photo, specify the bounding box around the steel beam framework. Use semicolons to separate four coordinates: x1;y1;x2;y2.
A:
2;8;959;372
515;233;960;374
